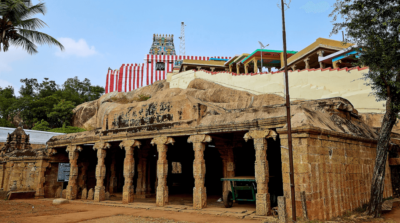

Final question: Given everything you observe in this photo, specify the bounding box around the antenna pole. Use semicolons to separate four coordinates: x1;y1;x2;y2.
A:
179;22;186;56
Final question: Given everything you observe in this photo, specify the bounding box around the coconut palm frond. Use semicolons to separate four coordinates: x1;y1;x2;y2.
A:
18;29;64;51
20;2;45;19
17;17;46;30
9;32;37;54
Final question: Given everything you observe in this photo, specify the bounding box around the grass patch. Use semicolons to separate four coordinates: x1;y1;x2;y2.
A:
110;95;130;104
48;126;86;134
132;94;151;102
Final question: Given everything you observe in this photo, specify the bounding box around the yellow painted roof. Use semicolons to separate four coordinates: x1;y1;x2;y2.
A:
182;59;226;67
285;38;353;68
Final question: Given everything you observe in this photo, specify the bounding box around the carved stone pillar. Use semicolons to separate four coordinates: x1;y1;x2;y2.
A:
244;129;277;216
35;159;49;199
188;135;212;210
93;142;111;202
120;139;141;204
66;145;83;200
151;136;175;207
304;57;310;69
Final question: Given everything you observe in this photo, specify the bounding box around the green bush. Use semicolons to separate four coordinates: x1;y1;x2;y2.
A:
32;120;51;131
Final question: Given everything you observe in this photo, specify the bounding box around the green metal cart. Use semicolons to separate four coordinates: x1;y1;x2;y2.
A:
220;176;256;208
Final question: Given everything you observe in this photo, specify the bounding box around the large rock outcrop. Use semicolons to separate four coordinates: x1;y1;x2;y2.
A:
60;79;378;143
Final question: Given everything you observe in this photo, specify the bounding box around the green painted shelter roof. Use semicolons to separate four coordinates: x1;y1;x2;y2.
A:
241;49;298;64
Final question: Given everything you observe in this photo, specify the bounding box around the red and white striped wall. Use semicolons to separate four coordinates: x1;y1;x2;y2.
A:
105;54;231;93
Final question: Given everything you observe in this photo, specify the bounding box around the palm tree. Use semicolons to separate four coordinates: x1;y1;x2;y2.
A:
0;0;64;54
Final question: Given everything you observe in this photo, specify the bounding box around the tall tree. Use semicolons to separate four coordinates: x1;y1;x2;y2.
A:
330;0;400;217
0;0;64;54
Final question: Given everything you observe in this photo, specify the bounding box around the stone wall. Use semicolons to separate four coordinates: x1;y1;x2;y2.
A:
280;128;392;220
1;160;41;191
44;163;63;198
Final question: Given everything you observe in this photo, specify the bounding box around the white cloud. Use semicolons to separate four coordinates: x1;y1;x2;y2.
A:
301;1;330;13
0;47;29;73
55;38;98;57
0;79;14;88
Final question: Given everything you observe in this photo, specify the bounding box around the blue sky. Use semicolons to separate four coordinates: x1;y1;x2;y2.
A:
0;0;342;94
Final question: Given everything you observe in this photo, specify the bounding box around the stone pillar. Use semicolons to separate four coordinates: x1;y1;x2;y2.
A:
210;67;215;72
304;57;310;69
229;64;233;72
147;156;152;194
244;64;249;74
93;142;111;202
244;129;278;216
66;145;83;200
333;60;341;68
253;58;258;73
291;64;296;71
120;139;141;204
151;136;175;207
183;65;188;71
3;161;13;191
0;162;4;189
109;153;116;194
197;66;202;71
35;159;49;199
140;150;149;198
236;64;240;74
218;146;235;198
317;50;325;69
188;135;212;210
136;152;144;198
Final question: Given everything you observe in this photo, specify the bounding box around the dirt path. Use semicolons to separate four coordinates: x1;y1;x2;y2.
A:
0;199;262;223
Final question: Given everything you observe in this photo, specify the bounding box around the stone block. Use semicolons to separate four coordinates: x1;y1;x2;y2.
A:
256;193;270;216
87;188;94;200
53;198;69;205
105;191;110;200
62;189;66;199
81;188;87;200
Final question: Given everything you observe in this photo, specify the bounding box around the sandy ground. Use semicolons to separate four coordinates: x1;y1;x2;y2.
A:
0;199;261;223
1;199;400;223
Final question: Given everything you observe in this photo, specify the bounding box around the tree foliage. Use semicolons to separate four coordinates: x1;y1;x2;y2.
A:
0;0;64;54
331;0;400;217
0;77;104;131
